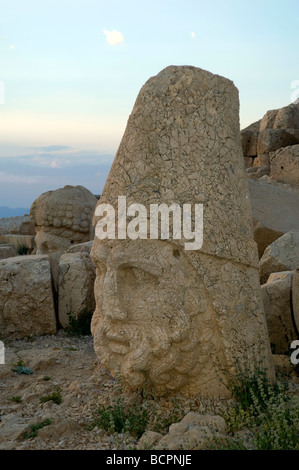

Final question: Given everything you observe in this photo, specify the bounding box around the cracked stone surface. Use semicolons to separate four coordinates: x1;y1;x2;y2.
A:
91;65;274;398
30;185;97;290
0;255;56;340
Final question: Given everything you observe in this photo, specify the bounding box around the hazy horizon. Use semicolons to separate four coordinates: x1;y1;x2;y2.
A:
1;0;298;210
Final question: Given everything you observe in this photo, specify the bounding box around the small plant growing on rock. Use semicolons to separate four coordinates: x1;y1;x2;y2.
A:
16;244;29;256
40;387;62;405
92;394;150;439
11;395;22;403
22;419;52;440
65;308;93;336
220;363;299;450
12;356;33;375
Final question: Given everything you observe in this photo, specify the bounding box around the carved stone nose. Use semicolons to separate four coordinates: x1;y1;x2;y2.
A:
102;268;127;321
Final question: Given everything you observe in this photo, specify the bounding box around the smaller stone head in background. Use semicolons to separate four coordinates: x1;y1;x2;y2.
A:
30;185;98;288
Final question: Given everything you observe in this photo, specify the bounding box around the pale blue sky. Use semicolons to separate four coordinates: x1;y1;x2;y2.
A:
0;0;298;208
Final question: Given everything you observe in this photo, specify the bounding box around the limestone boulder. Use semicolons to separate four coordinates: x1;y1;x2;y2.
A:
0;414;30;442
270;144;299;185
261;271;297;354
260;103;299;131
259;231;299;284
257;129;298;155
0;234;35;252
19;219;35;235
58;251;95;329
241;120;260;158
153;412;226;450
242;103;299;174
0;244;17;260
249;179;299;257
0;255;57;339
66;240;93;254
0;215;31;236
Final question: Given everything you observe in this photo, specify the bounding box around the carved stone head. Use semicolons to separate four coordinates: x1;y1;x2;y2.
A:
30;185;97;288
91;66;275;397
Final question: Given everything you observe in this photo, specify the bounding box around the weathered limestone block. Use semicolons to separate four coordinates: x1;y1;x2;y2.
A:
66;240;93;254
253;154;270;168
260;103;299;131
58;251;95;329
0;215;31;236
261;271;297;354
270;144;299;185
154;412;226;450
91;65;274;398
244;157;254;168
246;166;270;180
30;185;97;290
0;255;57;339
241;129;259;157
19;220;35;235
249;179;299;257
0;234;35;251
259;231;299;284
257;129;298;155
0;244;17;260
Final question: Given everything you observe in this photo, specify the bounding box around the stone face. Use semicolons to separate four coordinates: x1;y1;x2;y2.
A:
270;144;299;185
30;185;97;290
58;251;96;329
0;255;57;339
261;271;297;354
259;231;299;284
249;179;299;257
91;66;274;398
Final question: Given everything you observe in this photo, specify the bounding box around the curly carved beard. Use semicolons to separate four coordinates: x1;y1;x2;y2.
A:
95;317;200;395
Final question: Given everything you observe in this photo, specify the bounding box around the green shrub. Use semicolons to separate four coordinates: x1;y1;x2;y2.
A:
40;387;62;405
22;419;52;439
221;364;299;450
65;308;93;336
17;244;29;255
11;395;22;403
12;356;33;375
92;394;151;439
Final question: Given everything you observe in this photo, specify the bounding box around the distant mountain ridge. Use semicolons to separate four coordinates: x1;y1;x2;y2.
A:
0;206;30;218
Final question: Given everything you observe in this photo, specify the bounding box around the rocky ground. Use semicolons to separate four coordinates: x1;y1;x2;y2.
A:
0;331;229;450
1;330;299;451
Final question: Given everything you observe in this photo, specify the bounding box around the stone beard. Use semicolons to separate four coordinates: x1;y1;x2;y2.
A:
91;239;229;397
